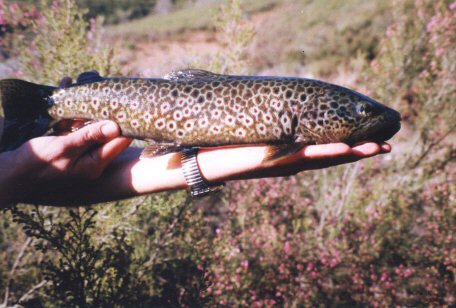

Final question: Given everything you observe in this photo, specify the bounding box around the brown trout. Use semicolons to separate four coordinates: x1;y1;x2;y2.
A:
0;70;401;160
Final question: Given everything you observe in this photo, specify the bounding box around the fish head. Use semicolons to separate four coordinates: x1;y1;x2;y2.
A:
298;82;401;145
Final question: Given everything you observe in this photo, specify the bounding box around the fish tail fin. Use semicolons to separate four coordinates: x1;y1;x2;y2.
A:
0;79;57;151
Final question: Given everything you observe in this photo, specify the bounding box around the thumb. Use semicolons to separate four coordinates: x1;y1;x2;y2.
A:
63;121;121;156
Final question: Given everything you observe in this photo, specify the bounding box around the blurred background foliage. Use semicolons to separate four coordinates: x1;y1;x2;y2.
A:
0;0;455;306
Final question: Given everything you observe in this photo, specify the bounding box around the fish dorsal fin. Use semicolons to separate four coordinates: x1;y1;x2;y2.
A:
76;71;104;84
164;69;223;82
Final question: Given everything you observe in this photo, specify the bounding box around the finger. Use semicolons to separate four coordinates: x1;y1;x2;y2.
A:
62;121;120;157
301;143;352;159
73;137;133;179
53;119;89;135
59;76;72;87
351;142;381;157
380;142;391;153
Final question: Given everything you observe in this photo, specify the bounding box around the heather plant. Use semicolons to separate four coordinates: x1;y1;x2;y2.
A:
0;0;39;58
17;0;118;84
1;1;211;305
205;0;455;306
208;0;255;75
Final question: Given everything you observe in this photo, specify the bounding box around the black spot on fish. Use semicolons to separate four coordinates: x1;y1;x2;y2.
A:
184;86;191;93
330;102;339;109
300;94;307;101
191;89;199;98
198;96;205;104
317;119;324;126
292;115;298;131
171;89;179;97
206;92;213;100
285;90;293;99
307;88;314;94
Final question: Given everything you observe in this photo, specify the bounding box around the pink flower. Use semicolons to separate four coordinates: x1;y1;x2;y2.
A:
284;241;291;254
241;260;249;270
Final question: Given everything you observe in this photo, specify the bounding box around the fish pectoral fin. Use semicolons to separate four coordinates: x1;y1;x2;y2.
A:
76;71;104;84
164;69;223;81
263;143;306;163
140;144;182;159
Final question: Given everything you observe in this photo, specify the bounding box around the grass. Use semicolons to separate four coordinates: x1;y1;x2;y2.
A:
109;0;279;39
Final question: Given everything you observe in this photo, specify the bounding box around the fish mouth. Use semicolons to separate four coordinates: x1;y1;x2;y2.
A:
370;120;401;143
346;109;402;145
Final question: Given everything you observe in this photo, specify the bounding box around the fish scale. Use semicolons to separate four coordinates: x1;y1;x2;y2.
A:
0;69;401;160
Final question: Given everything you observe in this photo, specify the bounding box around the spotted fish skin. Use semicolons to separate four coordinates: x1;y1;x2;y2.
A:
0;70;401;155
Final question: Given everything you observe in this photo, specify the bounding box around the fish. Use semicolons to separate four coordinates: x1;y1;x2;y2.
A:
0;69;401;161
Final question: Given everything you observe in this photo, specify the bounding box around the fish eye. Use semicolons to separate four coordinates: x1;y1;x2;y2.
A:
356;102;373;117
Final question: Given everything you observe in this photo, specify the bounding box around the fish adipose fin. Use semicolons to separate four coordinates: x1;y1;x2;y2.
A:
76;71;104;84
140;143;183;159
0;79;56;152
164;69;222;82
263;143;306;163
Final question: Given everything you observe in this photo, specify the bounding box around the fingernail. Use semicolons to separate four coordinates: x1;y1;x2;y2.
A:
101;122;119;137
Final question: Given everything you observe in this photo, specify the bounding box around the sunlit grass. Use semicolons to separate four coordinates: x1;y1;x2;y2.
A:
109;0;279;38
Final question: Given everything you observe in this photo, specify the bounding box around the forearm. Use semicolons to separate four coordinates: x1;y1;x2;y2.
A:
34;146;268;205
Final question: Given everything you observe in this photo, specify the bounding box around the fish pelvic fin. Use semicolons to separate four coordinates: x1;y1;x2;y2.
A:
140;143;184;159
263;143;306;164
0;79;56;151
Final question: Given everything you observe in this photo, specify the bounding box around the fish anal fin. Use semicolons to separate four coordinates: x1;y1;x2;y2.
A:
140;144;182;159
164;69;223;82
263;143;306;163
76;71;104;84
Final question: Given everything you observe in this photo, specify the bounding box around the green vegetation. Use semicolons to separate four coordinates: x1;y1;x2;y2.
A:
109;0;279;39
0;0;455;306
18;0;118;84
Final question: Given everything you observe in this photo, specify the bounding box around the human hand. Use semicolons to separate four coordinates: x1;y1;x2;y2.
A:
0;77;132;206
122;141;390;195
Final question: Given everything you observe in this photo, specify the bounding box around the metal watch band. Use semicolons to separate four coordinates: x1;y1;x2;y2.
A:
181;148;225;197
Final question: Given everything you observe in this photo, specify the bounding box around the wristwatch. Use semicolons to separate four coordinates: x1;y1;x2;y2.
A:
181;148;225;197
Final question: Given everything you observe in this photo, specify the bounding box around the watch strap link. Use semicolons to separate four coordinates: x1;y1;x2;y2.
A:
181;148;225;197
